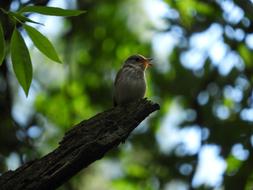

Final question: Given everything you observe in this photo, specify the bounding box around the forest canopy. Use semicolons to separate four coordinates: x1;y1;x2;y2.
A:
0;0;253;189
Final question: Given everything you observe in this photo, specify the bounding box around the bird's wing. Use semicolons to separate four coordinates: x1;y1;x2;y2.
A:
113;68;123;106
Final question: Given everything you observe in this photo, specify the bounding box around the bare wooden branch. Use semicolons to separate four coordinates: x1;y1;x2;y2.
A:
0;99;160;190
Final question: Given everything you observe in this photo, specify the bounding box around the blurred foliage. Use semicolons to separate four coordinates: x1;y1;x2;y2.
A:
1;0;253;190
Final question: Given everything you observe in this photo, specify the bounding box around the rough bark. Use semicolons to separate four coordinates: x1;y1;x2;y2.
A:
0;99;160;190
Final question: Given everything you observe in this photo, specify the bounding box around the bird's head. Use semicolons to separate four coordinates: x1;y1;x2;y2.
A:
124;54;152;71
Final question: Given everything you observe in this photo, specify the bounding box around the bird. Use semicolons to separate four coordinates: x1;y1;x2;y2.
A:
113;54;152;106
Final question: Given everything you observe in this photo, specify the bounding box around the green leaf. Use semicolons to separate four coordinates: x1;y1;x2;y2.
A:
226;155;242;174
238;44;252;67
24;25;61;63
19;6;86;16
0;22;5;65
10;28;32;96
8;12;43;25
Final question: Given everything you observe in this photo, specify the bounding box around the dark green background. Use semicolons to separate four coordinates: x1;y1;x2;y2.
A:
1;0;253;189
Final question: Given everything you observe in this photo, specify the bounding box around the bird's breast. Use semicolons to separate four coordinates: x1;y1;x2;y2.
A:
114;69;146;105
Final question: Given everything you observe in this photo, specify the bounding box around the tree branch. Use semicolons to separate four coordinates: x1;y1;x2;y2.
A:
0;99;160;190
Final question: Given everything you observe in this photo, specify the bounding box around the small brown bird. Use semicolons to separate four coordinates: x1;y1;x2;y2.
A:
113;54;152;106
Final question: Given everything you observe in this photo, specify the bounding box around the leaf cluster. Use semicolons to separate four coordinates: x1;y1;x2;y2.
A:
0;6;85;95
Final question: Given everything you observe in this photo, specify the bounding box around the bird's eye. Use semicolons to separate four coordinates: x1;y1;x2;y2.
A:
135;57;141;62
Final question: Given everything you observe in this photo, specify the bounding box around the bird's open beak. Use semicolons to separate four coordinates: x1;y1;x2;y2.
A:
144;58;153;68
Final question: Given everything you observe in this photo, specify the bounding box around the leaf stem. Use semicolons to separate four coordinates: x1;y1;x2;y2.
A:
0;8;8;14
